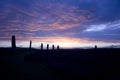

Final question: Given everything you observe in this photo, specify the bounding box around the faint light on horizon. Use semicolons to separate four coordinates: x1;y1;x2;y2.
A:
0;39;120;49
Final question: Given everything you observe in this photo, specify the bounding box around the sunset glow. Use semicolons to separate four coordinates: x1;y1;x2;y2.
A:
0;0;120;48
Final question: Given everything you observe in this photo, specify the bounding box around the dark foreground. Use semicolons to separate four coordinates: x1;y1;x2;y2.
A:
0;48;120;80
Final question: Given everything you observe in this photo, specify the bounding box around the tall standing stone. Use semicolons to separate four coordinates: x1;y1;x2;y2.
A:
52;45;55;50
11;35;16;49
29;40;32;49
47;44;49;50
41;43;43;50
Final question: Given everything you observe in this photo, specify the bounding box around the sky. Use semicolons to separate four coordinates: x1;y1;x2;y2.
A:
0;0;120;48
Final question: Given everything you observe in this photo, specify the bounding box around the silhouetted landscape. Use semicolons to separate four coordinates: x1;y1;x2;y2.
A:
1;0;120;80
0;36;120;80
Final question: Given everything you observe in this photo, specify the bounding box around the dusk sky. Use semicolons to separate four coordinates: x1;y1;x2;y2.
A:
0;0;120;48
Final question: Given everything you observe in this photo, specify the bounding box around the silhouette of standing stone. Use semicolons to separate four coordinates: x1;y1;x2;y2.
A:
57;45;60;50
95;45;97;49
47;44;49;50
11;35;16;49
41;43;43;50
29;40;32;49
52;45;55;50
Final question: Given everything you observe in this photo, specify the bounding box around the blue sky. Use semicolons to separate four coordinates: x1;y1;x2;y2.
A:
0;0;120;48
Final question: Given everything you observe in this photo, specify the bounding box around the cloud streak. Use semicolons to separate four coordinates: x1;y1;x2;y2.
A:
0;0;120;47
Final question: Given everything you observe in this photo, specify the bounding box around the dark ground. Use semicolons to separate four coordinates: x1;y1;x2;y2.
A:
0;48;120;80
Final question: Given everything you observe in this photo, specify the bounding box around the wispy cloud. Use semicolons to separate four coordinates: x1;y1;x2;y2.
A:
84;24;107;32
0;0;120;47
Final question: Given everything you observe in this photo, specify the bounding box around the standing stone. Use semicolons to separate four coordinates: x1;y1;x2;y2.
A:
29;40;32;49
95;45;97;49
11;35;16;49
41;43;43;50
57;45;60;50
47;44;49;50
52;45;55;50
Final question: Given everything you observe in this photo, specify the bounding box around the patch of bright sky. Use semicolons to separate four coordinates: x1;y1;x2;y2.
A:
84;24;107;32
0;40;120;49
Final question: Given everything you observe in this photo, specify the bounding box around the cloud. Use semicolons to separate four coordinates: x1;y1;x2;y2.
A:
84;24;107;32
81;21;120;42
0;0;120;47
0;0;94;42
0;0;94;31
